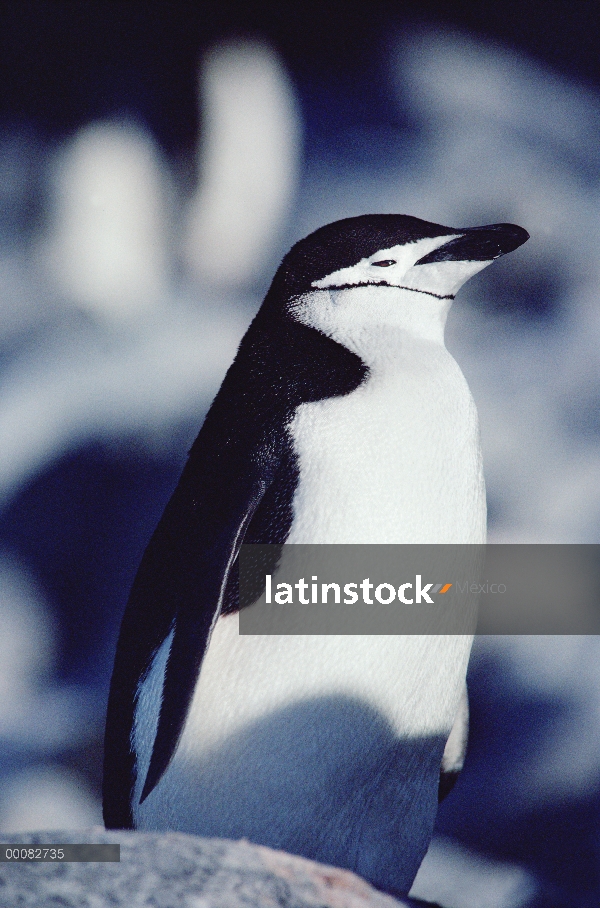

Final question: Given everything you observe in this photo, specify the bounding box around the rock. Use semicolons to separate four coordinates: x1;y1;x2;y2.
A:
0;828;433;908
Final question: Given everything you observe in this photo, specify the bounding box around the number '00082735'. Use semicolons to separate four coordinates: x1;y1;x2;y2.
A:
5;847;65;860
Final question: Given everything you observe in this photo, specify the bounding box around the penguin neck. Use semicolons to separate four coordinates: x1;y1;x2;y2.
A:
292;285;452;367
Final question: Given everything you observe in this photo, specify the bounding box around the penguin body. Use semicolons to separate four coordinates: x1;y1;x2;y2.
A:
103;215;528;894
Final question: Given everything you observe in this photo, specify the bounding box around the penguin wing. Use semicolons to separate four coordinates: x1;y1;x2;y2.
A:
103;431;269;828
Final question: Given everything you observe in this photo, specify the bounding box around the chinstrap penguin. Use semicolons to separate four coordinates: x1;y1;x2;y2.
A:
103;214;528;895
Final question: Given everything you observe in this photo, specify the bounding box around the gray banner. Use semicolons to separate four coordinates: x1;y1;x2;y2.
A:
238;544;600;634
0;844;120;862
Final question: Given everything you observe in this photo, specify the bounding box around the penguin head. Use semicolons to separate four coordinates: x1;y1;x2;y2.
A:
271;215;528;351
276;214;529;301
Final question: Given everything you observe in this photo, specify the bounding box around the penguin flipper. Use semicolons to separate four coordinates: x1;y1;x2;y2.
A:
139;475;265;804
103;461;266;828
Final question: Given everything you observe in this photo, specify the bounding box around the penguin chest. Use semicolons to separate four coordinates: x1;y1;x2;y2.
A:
286;347;486;544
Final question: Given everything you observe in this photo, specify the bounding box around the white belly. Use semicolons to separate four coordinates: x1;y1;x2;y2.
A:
287;340;485;544
134;623;472;892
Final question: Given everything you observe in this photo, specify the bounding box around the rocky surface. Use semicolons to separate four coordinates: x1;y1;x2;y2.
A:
0;828;436;908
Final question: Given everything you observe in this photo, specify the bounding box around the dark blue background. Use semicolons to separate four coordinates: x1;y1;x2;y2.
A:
1;4;599;906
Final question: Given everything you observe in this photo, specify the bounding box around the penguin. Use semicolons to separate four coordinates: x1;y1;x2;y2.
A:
103;214;528;895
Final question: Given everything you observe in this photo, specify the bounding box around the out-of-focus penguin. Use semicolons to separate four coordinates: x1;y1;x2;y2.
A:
103;214;528;895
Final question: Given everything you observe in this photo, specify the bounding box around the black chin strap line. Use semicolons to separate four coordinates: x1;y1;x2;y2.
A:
316;280;454;301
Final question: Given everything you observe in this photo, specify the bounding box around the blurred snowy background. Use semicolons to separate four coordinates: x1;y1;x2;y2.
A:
0;2;599;906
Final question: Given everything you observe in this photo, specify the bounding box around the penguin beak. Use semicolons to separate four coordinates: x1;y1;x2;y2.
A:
414;223;529;266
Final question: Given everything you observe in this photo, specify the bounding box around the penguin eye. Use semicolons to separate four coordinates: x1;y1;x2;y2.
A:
371;260;396;267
